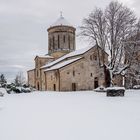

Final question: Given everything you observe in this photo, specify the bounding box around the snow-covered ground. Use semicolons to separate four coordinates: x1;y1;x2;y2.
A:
0;90;140;140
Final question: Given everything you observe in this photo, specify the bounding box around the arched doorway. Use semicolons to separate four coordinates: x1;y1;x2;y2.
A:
94;77;99;89
37;82;40;90
72;83;76;91
53;84;56;91
104;65;111;87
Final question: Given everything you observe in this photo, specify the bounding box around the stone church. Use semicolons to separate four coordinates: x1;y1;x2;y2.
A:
27;15;110;91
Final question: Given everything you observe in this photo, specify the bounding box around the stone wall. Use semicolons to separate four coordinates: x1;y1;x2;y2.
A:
50;51;69;59
48;26;76;59
45;70;60;91
113;75;123;87
58;48;106;91
27;69;35;88
34;56;54;90
43;47;108;91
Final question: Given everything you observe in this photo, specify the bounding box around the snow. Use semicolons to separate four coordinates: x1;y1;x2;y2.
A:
133;85;140;89
106;87;125;90
113;65;129;75
94;86;107;92
42;45;94;69
0;90;140;140
36;54;54;59
45;57;82;72
51;16;72;27
0;88;7;94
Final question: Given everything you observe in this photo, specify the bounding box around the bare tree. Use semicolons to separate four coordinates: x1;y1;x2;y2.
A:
14;72;25;87
105;1;136;69
80;8;107;64
80;1;138;86
123;20;140;88
80;8;106;49
80;8;110;86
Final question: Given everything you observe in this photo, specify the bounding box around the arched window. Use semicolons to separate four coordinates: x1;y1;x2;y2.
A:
63;35;65;43
73;70;75;77
53;36;55;49
90;73;93;77
58;35;60;49
68;35;70;49
94;55;97;60
49;38;51;49
73;35;75;50
90;55;92;60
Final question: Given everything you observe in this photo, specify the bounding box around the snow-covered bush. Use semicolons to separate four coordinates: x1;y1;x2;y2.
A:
0;88;7;97
94;86;106;92
133;85;140;89
21;87;31;93
6;83;32;94
0;74;7;88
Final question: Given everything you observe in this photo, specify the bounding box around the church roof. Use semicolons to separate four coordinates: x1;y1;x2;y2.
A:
45;57;82;72
41;45;94;69
35;54;54;59
50;15;72;27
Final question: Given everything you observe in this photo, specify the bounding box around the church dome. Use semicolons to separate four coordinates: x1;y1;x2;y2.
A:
47;14;76;59
50;15;73;28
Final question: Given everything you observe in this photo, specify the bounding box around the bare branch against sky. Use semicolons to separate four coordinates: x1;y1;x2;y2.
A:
0;0;139;81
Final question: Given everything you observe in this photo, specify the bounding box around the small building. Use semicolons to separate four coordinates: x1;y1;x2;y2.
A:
27;15;109;91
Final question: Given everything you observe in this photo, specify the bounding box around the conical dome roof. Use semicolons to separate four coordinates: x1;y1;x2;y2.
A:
51;15;73;27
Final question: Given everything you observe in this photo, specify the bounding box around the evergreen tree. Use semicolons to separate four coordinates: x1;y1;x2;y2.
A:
0;74;7;87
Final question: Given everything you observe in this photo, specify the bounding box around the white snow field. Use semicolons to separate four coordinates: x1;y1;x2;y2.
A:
0;90;140;140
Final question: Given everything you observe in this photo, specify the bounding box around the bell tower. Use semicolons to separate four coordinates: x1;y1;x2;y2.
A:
47;14;76;59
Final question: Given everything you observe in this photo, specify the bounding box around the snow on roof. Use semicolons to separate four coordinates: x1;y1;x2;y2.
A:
36;54;54;59
27;68;35;72
45;57;82;72
51;15;72;27
42;46;94;69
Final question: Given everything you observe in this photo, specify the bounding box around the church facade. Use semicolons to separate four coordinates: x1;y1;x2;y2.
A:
27;15;111;91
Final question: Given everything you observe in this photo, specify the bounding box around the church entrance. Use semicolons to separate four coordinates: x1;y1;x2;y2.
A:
72;83;76;91
53;84;56;91
37;82;40;90
94;77;99;89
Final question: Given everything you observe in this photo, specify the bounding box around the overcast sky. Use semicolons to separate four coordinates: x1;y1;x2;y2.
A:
0;0;139;82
